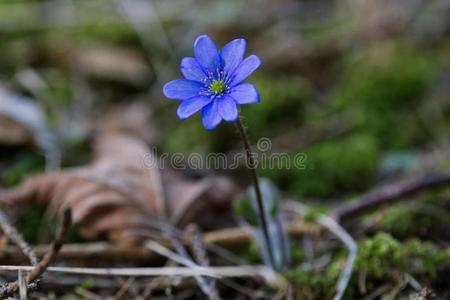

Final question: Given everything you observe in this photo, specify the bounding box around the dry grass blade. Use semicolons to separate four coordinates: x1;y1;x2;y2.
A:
145;240;218;278
0;265;287;290
18;269;27;300
151;222;223;300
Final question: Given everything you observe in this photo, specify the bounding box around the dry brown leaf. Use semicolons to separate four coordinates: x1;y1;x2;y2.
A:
0;108;240;245
163;168;239;230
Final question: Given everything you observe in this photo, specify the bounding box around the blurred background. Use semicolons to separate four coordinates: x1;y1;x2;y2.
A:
0;0;450;299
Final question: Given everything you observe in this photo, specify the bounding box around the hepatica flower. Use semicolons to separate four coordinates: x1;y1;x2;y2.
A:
163;35;261;130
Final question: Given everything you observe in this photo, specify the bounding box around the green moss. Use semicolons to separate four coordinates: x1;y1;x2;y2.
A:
285;252;351;300
262;133;379;197
373;193;450;239
357;233;450;279
379;205;418;236
242;75;312;136
333;43;436;148
286;233;450;299
356;233;403;278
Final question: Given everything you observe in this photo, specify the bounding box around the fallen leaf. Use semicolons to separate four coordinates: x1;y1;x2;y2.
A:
0;105;240;245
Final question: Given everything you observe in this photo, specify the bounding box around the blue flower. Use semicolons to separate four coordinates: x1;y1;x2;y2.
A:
163;35;261;130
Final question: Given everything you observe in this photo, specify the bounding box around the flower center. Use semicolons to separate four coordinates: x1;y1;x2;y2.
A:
209;80;226;94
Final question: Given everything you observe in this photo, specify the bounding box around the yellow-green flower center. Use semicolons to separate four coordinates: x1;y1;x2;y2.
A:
209;80;226;94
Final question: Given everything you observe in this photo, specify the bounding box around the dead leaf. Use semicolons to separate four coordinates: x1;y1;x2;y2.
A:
0;106;240;245
163;168;238;230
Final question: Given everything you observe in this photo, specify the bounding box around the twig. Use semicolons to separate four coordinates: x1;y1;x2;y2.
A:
2;223;321;265
363;284;392;300
0;265;287;289
135;223;223;299
144;241;218;278
128;220;246;265
186;225;221;300
141;260;176;299
166;227;221;300
187;226;211;268
114;277;136;300
333;173;450;221
0;209;38;266
0;209;71;298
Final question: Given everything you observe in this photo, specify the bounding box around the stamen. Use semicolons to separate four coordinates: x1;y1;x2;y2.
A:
209;80;226;94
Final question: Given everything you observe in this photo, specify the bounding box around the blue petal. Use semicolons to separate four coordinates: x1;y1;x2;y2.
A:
177;96;212;119
220;38;246;74
202;100;222;130
163;79;203;100
194;35;220;72
180;57;206;82
229;55;261;86
219;96;238;122
229;83;260;104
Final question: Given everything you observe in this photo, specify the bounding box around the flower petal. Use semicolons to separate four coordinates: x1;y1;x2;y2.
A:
229;55;261;86
220;38;246;74
177;96;212;119
218;96;238;122
194;35;220;72
202;100;222;130
180;57;206;82
163;79;203;100
229;83;260;104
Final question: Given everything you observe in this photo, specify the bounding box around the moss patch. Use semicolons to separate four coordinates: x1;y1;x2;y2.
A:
285;233;450;299
333;42;436;148
262;133;379;197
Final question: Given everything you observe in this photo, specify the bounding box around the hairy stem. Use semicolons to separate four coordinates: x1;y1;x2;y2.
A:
235;117;275;268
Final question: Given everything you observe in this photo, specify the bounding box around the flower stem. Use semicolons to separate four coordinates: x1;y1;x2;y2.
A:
235;117;275;268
